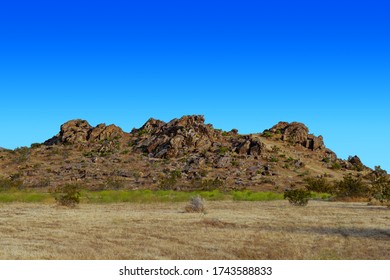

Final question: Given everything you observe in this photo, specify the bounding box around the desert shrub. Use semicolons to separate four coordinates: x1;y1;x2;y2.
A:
104;178;125;190
30;143;42;149
53;183;82;207
271;145;280;153
269;156;279;163
0;176;23;191
304;177;333;194
334;175;369;198
191;177;224;191
219;146;229;155
159;170;182;190
371;174;390;207
14;146;30;163
330;161;342;170
262;131;272;138
185;195;205;213
284;189;311;206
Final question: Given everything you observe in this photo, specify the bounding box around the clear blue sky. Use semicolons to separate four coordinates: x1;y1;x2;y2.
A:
0;0;389;171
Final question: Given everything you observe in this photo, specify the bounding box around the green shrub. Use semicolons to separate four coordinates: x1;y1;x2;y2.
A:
284;189;311;206
191;177;224;191
269;156;279;163
263;131;272;138
334;175;369;198
159;170;182;190
14;146;30;163
330;162;342;170
53;183;82;207
304;177;333;194
371;174;390;207
0;176;23;191
219;146;229;155
104;178;125;190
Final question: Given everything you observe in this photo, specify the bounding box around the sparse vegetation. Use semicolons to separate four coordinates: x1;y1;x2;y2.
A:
330;161;342;170
159;170;182;190
185;195;205;213
1;200;388;260
262;131;272;138
0;176;23;191
304;177;333;194
284;188;311;206
219;146;229;155
52;183;82;207
334;175;369;199
191;177;224;191
370;167;390;207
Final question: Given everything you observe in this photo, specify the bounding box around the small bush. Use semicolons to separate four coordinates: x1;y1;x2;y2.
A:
371;174;390;207
330;162;342;170
263;131;272;138
185;195;205;213
0;176;23;191
53;183;82;207
191;177;224;191
284;189;311;206
334;175;369;198
14;146;30;163
304;177;333;194
159;170;182;190
219;146;229;155
104;178;125;190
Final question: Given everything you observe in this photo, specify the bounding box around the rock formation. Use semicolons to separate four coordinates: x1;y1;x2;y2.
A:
267;121;325;150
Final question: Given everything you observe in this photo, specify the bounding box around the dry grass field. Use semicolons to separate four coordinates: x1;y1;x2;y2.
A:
0;201;389;260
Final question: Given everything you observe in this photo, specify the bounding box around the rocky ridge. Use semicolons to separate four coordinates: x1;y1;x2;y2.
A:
0;115;381;192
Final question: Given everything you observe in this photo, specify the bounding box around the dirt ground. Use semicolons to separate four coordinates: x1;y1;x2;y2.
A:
0;201;389;260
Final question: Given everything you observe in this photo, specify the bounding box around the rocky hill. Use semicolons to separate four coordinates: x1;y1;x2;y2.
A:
0;115;384;192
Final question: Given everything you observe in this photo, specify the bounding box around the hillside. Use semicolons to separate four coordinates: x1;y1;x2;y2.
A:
0;115;385;192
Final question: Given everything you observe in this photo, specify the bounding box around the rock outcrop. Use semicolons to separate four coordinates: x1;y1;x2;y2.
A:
134;115;224;158
45;119;126;146
266;122;325;150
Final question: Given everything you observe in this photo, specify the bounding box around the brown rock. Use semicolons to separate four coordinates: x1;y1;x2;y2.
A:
268;122;324;150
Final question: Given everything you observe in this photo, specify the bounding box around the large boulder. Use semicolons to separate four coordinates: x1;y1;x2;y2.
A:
267;122;325;150
135;115;222;158
45;119;92;145
234;137;265;156
88;124;125;142
45;120;126;145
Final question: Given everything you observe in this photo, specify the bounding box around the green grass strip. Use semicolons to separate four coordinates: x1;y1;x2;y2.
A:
0;190;332;204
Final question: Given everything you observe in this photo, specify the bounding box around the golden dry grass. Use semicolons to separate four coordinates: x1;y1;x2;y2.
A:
0;201;389;260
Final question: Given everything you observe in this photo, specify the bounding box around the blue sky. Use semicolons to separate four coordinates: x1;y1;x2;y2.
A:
0;0;389;171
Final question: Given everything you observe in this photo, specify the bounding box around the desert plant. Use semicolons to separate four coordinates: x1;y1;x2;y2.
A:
284;188;311;206
304;177;333;194
159;170;182;190
0;176;23;191
53;183;82;207
185;195;206;213
330;161;342;170
14;146;30;163
262;131;272;138
191;177;224;191
334;175;369;198
219;146;229;155
371;174;390;207
104;178;125;190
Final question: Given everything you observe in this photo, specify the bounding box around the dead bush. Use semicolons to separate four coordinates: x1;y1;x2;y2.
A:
185;196;206;213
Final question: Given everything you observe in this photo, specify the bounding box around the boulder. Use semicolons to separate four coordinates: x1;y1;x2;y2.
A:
268;121;325;150
89;124;125;142
134;115;222;158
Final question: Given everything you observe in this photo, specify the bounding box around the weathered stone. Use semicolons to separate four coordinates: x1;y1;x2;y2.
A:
267;121;325;151
216;156;231;168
